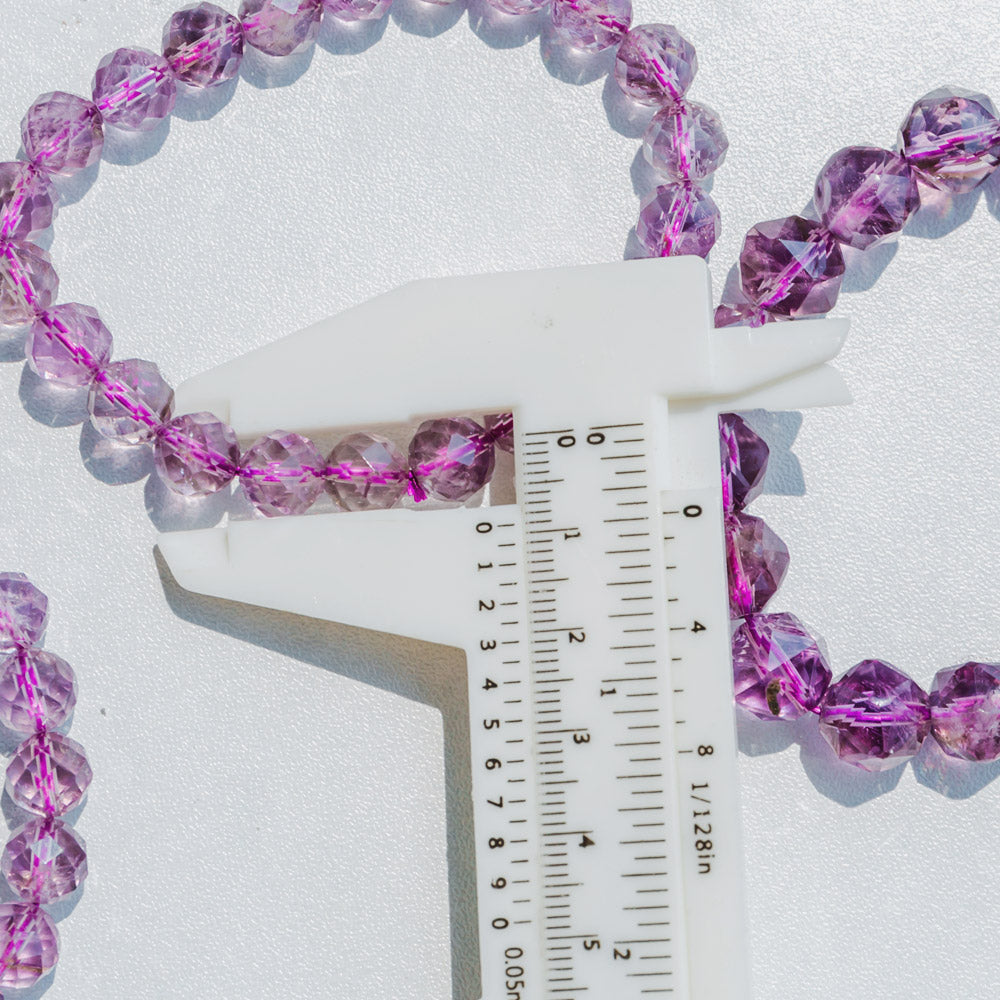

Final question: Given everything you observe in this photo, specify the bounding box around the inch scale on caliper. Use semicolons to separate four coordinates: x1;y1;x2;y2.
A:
157;256;849;1000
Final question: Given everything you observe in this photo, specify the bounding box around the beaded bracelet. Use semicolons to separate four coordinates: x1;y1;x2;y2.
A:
0;574;90;993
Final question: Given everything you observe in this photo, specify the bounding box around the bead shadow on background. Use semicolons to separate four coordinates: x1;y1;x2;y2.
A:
317;10;390;55
390;0;468;39
467;0;547;50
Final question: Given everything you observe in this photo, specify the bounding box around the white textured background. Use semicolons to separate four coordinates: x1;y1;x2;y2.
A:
3;1;1000;998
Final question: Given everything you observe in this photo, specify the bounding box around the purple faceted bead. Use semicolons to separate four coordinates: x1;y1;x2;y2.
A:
929;661;1000;762
739;215;845;320
241;431;325;517
89;359;175;445
0;575;47;652
0;902;58;989
323;0;393;21
409;418;496;503
643;101;728;182
163;3;245;88
6;732;92;816
0;648;77;734
815;146;920;251
484;413;515;454
2;817;87;904
154;412;241;496
900;87;1000;194
0;242;58;327
725;512;789;618
26;304;112;388
484;0;549;14
0;163;57;243
21;92;104;176
92;48;178;132
719;412;768;513
637;183;719;258
239;0;322;57
550;0;632;53
819;660;930;771
326;433;408;512
714;296;769;330
614;24;697;106
732;613;832;720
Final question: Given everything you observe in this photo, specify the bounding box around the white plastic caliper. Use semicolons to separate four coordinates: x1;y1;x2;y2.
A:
158;256;848;1000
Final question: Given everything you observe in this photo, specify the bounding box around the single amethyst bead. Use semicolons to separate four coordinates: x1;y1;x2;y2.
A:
326;433;408;511
814;146;920;250
26;304;113;388
0;648;77;734
643;101;728;182
0;242;58;327
0;163;57;243
731;613;832;720
550;0;632;53
6;731;92;816
636;183;720;258
2;817;87;904
21;92;104;176
241;431;325;517
819;660;930;771
0;902;58;989
89;359;175;445
239;0;322;57
154;412;241;496
725;512;789;618
900;87;1000;194
323;0;393;21
614;24;697;107
163;2;246;88
739;215;845;320
409;418;496;503
719;412;768;513
92;48;178;132
0;575;48;652
929;661;1000;762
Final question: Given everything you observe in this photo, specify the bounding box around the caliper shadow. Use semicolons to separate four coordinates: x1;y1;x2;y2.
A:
155;548;482;1000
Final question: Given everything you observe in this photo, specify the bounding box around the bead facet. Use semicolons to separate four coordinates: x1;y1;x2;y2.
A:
0;902;59;989
731;612;832;720
163;2;246;88
0;575;48;652
241;431;325;517
239;0;322;57
6;731;93;816
326;433;408;511
409;418;496;503
322;0;393;21
0;648;77;734
21;92;104;176
92;48;178;132
89;359;175;445
26;304;113;388
725;512;789;618
0;163;57;243
719;412;768;513
154;412;241;496
0;242;58;327
636;183;719;258
929;661;1000;762
550;0;632;53
614;24;697;106
819;660;930;771
2;817;87;904
642;101;728;182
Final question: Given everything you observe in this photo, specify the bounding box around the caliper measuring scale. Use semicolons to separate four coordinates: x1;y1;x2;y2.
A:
158;255;849;1000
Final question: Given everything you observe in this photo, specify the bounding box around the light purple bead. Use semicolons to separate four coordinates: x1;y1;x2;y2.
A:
732;612;832;720
725;512;789;618
550;0;632;53
154;412;241;496
484;413;514;454
239;0;322;57
163;3;245;88
92;48;178;132
409;418;496;503
739;215;845;320
900;87;1000;194
0;575;48;652
929;661;1000;762
719;412;768;513
485;0;549;14
21;92;105;176
643;101;728;182
6;732;92;816
326;433;408;511
819;660;930;771
0;242;58;327
89;359;175;445
815;146;919;251
26;304;112;388
2;817;87;904
0;163;57;243
240;431;325;517
614;24;697;106
0;902;58;989
637;183;719;258
0;648;77;734
323;0;393;21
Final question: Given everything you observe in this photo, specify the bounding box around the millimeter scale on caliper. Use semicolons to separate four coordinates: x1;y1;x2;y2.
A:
157;256;848;1000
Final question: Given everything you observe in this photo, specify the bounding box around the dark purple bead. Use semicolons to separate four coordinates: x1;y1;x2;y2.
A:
719;412;768;513
929;661;1000;762
409;417;495;503
163;2;245;88
725;512;789;618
